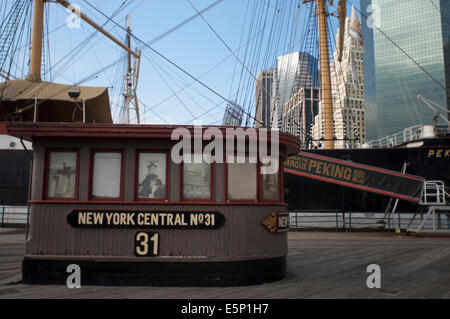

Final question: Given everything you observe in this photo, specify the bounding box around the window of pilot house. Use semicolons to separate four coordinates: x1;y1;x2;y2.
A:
261;160;280;201
227;155;257;201
137;152;167;200
183;155;212;200
46;151;78;199
91;151;123;199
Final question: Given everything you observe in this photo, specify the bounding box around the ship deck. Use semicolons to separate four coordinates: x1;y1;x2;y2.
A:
0;229;449;299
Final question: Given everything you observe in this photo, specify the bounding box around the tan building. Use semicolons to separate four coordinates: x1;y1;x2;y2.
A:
282;87;320;148
313;8;366;149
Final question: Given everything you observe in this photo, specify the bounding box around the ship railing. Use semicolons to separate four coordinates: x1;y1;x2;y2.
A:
367;125;424;148
435;124;450;137
420;181;447;206
289;211;449;233
367;124;450;148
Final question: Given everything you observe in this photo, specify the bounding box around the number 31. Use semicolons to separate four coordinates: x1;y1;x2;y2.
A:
135;232;159;257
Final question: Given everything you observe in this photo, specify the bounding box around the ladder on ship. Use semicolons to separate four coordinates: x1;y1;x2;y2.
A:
0;0;28;74
406;181;450;236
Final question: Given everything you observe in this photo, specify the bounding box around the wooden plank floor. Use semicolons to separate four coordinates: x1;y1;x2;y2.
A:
0;229;449;299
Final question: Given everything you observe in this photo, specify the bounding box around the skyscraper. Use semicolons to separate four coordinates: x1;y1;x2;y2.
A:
254;69;273;128
270;52;318;130
332;7;366;149
361;0;450;140
312;7;366;149
282;87;320;148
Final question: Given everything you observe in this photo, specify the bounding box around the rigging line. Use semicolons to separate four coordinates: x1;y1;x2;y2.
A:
45;1;52;82
228;0;257;106
271;0;289;64
403;79;425;124
137;35;263;127
185;0;263;96
395;76;419;126
0;0;26;64
0;0;30;101
0;1;8;23
50;18;126;80
260;0;280;69
1;7;29;79
140;49;199;122
240;0;266;121
143;47;221;123
282;0;297;55
187;91;240;125
420;95;450;113
80;0;264;126
142;74;234;121
270;0;291;116
0;0;18;39
227;0;250;100
145;29;263;115
288;1;302;54
269;0;285;66
81;28;114;89
236;0;274;124
348;0;446;90
397;76;424;125
138;98;170;124
140;45;232;124
146;0;225;46
48;1;133;78
244;0;271;118
233;0;259;106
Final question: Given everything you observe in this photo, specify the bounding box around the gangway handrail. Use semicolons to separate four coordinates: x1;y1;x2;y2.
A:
420;181;447;206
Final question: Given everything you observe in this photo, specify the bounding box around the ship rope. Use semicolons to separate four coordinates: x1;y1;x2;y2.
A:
0;0;32;103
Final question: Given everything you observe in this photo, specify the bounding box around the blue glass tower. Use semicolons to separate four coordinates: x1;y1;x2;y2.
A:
361;0;450;140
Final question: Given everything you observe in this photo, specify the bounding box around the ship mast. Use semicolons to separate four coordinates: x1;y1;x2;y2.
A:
316;0;335;149
27;0;45;82
123;15;142;124
26;0;140;82
303;0;338;149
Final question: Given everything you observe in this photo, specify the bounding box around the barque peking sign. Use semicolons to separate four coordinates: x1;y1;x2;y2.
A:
67;210;225;229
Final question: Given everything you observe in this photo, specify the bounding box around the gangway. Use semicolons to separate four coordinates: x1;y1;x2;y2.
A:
406;181;450;235
285;152;450;235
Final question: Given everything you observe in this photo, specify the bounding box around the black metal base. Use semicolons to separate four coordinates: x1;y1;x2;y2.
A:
22;256;286;287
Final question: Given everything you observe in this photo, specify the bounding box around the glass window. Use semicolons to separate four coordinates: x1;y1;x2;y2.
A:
137;152;167;199
262;162;280;201
92;152;122;199
47;151;77;199
183;160;211;200
227;156;257;201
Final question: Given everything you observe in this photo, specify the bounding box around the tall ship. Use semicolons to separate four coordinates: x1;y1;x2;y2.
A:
0;0;449;228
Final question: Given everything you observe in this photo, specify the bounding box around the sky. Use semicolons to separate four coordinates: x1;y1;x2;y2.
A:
3;0;362;125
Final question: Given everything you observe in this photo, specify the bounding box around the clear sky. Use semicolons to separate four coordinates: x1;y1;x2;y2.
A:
4;0;362;125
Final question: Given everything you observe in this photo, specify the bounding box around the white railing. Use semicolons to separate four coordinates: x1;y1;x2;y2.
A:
0;206;28;227
367;124;450;148
421;181;447;206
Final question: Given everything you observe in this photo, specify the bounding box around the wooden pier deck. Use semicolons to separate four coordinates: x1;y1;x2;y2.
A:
0;229;449;299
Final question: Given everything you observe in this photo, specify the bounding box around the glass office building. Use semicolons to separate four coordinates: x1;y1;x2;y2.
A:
361;0;450;140
270;52;318;130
